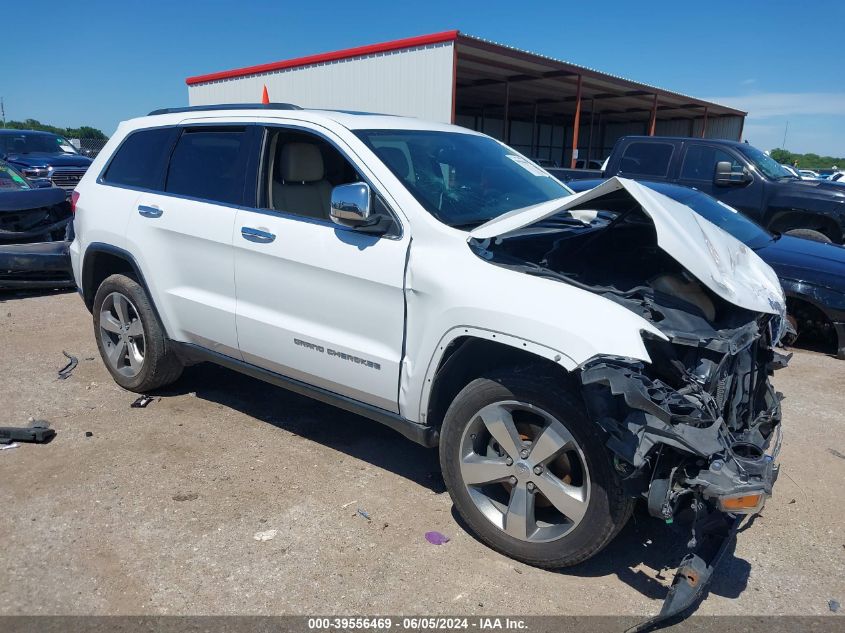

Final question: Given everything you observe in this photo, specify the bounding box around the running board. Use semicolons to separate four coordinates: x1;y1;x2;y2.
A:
172;342;439;448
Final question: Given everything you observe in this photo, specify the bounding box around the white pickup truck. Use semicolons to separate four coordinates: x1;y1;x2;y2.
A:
70;104;786;608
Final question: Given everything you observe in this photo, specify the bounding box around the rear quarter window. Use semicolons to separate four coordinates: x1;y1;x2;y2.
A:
619;142;674;178
102;127;178;190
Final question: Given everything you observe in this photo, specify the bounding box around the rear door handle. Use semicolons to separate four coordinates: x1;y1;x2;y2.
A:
138;205;163;218
241;227;276;243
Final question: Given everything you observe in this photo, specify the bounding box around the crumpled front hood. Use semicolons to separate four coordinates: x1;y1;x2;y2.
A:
470;177;785;316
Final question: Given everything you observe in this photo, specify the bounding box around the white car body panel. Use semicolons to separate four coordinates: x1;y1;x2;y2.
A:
71;108;784;428
126;190;241;355
233;207;409;412
470;177;785;317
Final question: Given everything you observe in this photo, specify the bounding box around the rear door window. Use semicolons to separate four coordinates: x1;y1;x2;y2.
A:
618;142;674;178
681;145;743;181
165;128;251;205
102;127;178;190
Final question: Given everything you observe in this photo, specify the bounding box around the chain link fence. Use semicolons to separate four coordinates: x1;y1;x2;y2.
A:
74;138;109;158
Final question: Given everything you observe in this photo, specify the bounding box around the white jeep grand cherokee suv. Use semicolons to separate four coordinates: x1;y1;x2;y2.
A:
70;104;786;597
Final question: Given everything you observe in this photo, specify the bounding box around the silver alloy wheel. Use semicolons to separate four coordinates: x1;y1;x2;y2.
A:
99;292;145;378
459;400;591;543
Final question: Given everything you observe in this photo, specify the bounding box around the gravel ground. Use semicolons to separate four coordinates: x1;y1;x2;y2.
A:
0;290;843;618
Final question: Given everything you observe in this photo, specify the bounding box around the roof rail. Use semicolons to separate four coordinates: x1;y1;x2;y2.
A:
147;103;301;116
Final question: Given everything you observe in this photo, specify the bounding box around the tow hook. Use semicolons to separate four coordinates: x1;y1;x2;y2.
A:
625;509;742;633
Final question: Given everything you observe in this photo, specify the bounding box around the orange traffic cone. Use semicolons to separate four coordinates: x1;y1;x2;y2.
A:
261;85;270;104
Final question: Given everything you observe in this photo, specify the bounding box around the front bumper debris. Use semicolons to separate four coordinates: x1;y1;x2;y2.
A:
580;342;784;630
0;241;74;289
626;510;741;633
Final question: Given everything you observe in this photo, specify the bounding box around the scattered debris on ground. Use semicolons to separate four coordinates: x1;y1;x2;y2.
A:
830;599;841;613
0;442;20;451
0;421;55;444
172;492;198;502
425;531;450;545
356;508;371;521
253;529;278;542
131;395;157;408
84;431;93;438
57;351;78;380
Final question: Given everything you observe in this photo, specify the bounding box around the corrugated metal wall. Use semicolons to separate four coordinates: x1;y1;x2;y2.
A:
188;42;455;123
693;115;743;141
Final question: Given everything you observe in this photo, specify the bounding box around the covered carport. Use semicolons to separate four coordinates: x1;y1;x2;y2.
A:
185;30;745;169
452;34;746;167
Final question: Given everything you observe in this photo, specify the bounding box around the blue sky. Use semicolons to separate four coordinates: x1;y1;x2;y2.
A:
4;0;844;155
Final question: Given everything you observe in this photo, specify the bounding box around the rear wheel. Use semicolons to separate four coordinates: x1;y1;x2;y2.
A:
439;370;633;568
93;273;183;392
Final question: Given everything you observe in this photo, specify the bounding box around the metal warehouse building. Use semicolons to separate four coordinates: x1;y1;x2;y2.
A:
186;30;746;168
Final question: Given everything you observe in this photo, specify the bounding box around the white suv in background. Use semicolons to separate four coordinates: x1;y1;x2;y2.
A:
70;104;786;608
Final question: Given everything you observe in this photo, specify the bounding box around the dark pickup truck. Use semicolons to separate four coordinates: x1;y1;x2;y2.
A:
550;136;845;244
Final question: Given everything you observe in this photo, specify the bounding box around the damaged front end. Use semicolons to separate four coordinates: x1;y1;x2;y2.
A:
0;184;74;288
580;317;784;521
580;313;786;627
469;177;789;622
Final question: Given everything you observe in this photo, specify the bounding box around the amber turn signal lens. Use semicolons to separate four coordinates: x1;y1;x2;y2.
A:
719;494;763;513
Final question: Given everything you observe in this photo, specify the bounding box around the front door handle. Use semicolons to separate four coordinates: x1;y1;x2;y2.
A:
241;227;276;243
138;205;163;218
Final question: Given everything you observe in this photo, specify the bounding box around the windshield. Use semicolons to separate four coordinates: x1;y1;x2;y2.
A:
644;182;772;248
739;144;794;180
354;130;573;228
1;132;79;155
0;163;31;190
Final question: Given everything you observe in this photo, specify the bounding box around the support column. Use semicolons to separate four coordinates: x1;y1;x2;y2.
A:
569;74;583;169
700;106;709;138
531;103;538;156
503;81;510;143
450;44;458;124
587;98;595;162
648;93;658;136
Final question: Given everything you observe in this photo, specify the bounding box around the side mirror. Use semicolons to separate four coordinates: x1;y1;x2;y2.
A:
330;182;372;228
714;161;751;186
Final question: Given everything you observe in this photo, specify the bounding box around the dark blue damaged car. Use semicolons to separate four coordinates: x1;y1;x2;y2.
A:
0;160;74;289
566;179;845;358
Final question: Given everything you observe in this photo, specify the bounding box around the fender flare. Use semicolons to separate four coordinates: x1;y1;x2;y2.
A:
80;243;158;317
415;325;576;424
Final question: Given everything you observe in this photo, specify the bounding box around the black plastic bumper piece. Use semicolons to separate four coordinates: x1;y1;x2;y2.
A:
0;422;56;444
625;512;741;633
0;240;74;289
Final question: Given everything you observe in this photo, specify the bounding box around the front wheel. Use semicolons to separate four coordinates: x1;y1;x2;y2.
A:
783;228;833;243
439;370;633;568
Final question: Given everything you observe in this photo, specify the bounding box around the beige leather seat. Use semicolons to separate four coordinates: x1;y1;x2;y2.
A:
272;143;332;219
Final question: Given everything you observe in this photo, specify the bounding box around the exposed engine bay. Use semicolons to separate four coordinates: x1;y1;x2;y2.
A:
0;197;71;244
469;184;787;522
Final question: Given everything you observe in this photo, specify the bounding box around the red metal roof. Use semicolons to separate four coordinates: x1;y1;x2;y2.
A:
185;30;460;86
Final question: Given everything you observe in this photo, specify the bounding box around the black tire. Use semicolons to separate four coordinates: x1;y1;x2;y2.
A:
784;228;832;243
92;273;183;392
439;370;634;568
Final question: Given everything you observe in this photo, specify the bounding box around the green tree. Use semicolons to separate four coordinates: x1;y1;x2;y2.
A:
3;118;107;139
768;148;844;170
